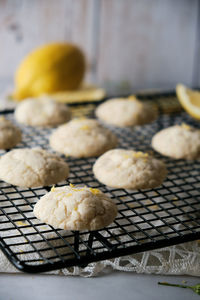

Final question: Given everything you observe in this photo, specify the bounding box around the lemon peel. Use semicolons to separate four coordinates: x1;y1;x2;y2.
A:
89;188;101;195
14;43;85;100
79;125;90;130
181;123;191;130
176;84;200;120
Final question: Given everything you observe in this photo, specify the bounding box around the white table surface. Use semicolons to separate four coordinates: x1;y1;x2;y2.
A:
0;272;200;300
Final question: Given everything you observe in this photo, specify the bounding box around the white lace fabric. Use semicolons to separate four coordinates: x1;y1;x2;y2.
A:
1;240;200;277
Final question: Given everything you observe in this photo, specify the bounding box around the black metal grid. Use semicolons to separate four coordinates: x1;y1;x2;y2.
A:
0;92;200;273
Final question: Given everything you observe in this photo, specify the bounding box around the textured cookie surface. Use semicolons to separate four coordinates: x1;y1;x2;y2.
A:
0;148;69;187
50;118;118;158
152;124;200;159
34;185;118;231
15;97;71;127
95;97;157;127
93;149;167;189
0;117;22;149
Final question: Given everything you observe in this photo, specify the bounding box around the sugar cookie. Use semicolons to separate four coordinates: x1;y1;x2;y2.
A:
0;148;69;187
152;124;200;159
0;117;22;149
34;185;117;231
93;149;167;189
50;118;118;158
15;97;71;127
95;97;157;127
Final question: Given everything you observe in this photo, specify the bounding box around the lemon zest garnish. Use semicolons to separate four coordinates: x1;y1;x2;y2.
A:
71;187;85;192
123;152;149;160
181;123;191;130
56;192;73;198
89;188;101;195
79;125;90;130
69;184;85;192
74;207;78;211
16;221;27;226
132;151;149;158
51;185;56;192
123;154;131;159
128;95;137;101
73;117;86;122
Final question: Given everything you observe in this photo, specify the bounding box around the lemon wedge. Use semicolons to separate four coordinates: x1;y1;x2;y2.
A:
176;84;200;120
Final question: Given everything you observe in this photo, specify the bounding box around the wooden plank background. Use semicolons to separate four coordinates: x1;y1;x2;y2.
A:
0;0;199;93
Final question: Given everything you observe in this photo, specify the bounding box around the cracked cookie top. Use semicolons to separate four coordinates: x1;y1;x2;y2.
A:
0;148;69;187
93;149;167;189
15;97;71;127
34;185;118;231
49;118;118;158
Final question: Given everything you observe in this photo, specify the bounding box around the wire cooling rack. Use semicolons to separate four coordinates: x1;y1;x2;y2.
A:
0;91;200;273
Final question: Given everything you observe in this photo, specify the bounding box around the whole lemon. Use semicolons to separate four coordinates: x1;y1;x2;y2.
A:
14;43;85;100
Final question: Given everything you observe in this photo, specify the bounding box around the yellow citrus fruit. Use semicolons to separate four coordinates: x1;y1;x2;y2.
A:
176;84;200;120
13;43;85;100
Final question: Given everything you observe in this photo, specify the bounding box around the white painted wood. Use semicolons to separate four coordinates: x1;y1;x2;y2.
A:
0;0;198;91
96;0;199;92
0;0;95;81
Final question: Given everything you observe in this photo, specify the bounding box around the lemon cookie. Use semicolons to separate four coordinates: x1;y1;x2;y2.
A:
0;148;69;187
0;117;22;149
95;97;157;127
93;149;167;189
15;97;71;127
34;185;117;231
50;118;118;158
152;123;200;159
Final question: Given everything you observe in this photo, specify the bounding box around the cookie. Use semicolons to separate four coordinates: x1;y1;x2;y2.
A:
95;96;157;127
49;118;118;158
34;185;117;231
0;148;69;187
0;117;22;149
15;97;71;127
93;149;167;189
152;123;200;159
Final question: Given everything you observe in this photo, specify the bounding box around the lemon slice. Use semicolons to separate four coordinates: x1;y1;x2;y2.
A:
47;85;106;104
176;84;200;120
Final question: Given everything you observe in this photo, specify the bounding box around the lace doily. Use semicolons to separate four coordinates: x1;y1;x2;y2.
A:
1;240;200;277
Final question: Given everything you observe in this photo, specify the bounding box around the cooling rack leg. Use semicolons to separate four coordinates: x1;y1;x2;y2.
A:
86;232;94;256
74;231;80;253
